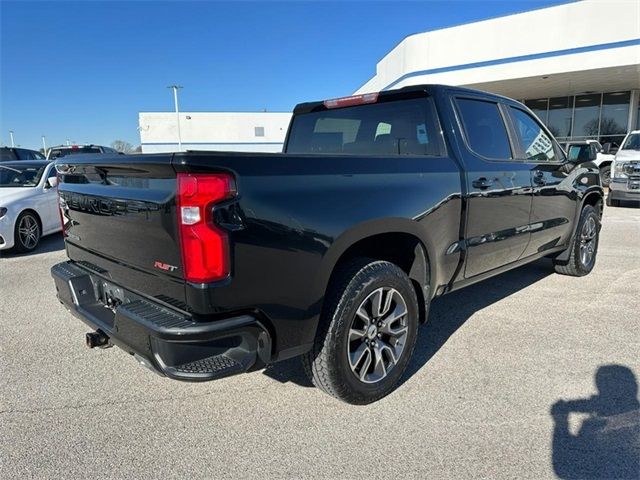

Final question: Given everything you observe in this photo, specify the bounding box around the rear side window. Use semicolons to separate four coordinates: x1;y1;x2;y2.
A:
286;98;444;156
456;98;512;159
0;149;17;161
509;107;559;161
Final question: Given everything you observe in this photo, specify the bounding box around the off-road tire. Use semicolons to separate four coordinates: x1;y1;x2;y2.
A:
302;258;419;404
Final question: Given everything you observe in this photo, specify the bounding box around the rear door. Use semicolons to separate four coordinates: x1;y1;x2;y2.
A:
453;95;533;278
505;105;576;256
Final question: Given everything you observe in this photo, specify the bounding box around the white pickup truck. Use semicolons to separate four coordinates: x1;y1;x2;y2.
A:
608;130;640;207
565;139;615;187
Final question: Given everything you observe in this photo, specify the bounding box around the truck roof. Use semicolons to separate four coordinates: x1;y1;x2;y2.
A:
293;84;518;114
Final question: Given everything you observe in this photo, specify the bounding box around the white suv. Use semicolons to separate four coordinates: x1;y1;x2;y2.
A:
608;130;640;207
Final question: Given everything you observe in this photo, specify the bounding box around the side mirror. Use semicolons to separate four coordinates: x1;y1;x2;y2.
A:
602;143;611;154
45;177;58;189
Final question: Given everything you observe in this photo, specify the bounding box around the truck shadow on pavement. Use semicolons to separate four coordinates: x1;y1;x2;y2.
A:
263;259;553;389
550;365;640;479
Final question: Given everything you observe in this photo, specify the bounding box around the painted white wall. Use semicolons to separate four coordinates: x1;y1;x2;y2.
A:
354;0;640;97
139;112;292;153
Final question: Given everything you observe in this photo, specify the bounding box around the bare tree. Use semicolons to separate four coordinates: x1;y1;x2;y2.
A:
111;140;135;154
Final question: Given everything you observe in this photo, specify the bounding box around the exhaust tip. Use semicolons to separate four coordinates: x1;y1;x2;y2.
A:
86;330;109;349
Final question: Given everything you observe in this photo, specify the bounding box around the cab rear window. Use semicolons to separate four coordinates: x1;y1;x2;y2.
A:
49;147;101;159
286;98;444;156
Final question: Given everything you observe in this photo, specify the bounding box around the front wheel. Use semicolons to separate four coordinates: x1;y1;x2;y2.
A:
14;211;41;253
553;205;600;277
302;259;420;404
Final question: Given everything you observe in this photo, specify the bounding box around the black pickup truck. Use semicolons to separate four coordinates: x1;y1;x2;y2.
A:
52;85;603;404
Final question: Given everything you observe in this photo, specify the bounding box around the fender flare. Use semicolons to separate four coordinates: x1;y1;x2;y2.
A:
311;217;436;307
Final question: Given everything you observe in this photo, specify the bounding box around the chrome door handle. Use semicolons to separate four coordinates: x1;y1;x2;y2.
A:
472;177;493;189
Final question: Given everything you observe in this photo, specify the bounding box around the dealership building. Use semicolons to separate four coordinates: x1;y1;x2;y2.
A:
140;0;640;153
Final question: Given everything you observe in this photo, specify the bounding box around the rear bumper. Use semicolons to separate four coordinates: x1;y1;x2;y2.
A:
51;261;272;381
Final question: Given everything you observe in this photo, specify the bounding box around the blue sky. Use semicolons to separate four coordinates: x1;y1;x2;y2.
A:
1;0;570;150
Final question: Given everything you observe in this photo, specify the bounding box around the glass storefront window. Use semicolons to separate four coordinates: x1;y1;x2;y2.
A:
523;90;634;146
601;91;630;136
547;96;573;139
573;94;601;138
525;98;548;124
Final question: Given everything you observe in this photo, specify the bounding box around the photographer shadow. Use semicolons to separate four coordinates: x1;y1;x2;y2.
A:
551;365;640;479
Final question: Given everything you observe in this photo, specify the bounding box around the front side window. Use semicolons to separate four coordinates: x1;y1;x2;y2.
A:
286;98;444;156
524;98;548;124
509;107;559;161
456;98;512;159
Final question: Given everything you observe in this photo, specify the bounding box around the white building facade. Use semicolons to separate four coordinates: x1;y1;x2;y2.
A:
355;0;640;147
139;112;292;153
139;0;640;151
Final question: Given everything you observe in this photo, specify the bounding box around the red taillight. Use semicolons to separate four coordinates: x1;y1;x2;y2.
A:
56;173;67;237
176;173;236;283
323;92;379;109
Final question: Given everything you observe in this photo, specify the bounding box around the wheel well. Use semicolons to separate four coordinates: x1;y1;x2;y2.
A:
599;161;612;168
583;192;603;218
329;233;430;323
18;209;42;230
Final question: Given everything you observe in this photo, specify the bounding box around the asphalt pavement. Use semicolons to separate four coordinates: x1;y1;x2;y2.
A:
1;205;638;479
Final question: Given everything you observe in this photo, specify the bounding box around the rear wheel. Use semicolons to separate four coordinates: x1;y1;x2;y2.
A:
302;259;419;404
553;205;600;277
14;211;41;253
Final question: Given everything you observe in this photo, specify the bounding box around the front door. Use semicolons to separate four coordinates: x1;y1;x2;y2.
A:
505;105;577;257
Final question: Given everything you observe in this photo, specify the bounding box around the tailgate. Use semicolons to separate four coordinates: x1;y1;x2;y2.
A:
57;154;186;303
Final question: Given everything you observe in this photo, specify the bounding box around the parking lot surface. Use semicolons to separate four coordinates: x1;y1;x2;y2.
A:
1;206;638;479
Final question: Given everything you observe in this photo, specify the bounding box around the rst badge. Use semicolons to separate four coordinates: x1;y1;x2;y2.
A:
153;261;178;273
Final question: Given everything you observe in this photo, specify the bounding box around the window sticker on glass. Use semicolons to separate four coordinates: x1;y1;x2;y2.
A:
416;123;429;144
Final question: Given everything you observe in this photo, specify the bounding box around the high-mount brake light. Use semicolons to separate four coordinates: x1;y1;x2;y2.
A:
323;92;379;109
176;173;236;283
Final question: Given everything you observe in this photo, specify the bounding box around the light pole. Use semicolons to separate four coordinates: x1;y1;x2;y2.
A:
66;139;70;146
167;85;183;152
9;130;15;147
42;135;47;154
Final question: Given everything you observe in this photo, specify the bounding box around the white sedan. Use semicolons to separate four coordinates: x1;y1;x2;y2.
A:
0;161;62;252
